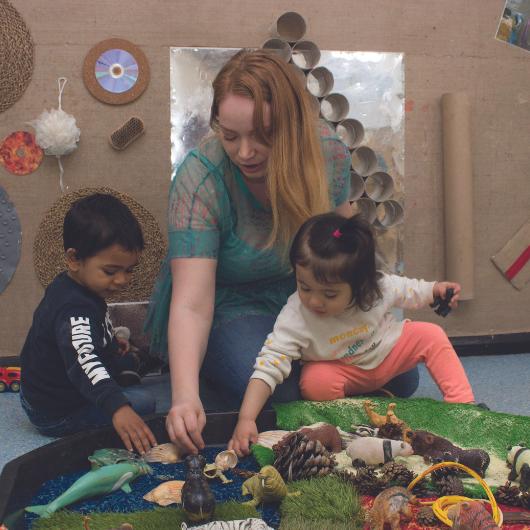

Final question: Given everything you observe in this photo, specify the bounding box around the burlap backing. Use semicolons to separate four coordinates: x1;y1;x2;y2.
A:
33;187;167;302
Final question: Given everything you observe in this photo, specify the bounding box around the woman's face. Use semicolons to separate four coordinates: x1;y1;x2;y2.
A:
216;94;271;181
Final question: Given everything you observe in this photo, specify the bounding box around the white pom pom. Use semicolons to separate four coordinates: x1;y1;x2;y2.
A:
29;108;80;157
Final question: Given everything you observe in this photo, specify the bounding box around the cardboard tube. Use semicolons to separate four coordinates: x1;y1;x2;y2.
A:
349;172;365;201
442;92;474;299
291;40;321;70
262;38;292;62
275;12;306;42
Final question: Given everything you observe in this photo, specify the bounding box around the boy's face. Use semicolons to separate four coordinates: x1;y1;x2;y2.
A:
296;265;352;318
66;244;139;299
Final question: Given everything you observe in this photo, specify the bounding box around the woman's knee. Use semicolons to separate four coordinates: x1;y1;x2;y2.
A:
299;364;346;401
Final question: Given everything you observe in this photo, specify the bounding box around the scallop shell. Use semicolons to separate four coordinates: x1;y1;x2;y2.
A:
256;430;291;449
143;480;185;506
143;442;182;464
214;449;238;471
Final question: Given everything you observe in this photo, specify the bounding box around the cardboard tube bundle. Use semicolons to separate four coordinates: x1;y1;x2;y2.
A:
441;92;474;299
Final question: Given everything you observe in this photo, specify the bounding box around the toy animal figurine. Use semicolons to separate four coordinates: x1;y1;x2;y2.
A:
362;401;412;441
507;445;530;491
180;519;274;529
182;455;216;523
298;423;343;453
346;437;413;465
88;447;142;469
447;501;500;530
242;465;299;507
203;450;238;484
408;430;490;477
25;461;152;518
366;486;418;530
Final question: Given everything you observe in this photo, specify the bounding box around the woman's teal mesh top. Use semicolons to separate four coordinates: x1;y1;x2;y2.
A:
146;120;352;356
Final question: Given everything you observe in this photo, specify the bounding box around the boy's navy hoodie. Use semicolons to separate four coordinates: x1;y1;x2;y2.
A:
20;272;129;418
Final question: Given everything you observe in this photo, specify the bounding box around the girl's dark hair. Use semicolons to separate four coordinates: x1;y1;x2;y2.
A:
289;213;382;311
63;193;144;259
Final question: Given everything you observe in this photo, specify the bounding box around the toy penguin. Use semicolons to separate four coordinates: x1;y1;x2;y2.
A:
507;445;530;491
182;454;216;523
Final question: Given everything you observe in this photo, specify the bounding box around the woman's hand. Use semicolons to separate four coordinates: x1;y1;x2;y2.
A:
433;281;461;308
166;396;206;454
228;418;258;457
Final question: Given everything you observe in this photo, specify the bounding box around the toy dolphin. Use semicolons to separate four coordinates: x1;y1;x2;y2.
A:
25;461;152;518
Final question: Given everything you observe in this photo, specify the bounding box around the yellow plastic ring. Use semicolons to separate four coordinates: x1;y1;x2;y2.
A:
406;461;501;527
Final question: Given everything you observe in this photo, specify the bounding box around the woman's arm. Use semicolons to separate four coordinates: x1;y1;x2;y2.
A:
166;257;217;453
335;200;353;218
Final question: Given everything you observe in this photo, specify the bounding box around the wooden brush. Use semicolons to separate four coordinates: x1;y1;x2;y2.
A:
109;117;144;150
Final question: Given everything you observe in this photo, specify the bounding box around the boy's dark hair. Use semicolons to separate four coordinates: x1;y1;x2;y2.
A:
63;193;144;259
289;212;382;311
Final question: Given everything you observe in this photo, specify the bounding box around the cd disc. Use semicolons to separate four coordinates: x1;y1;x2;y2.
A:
0;131;43;176
95;49;139;93
83;38;150;105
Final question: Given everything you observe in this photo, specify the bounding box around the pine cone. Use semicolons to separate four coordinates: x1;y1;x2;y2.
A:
520;490;530;510
411;479;434;499
378;422;404;441
431;460;460;480
495;481;522;507
334;466;385;496
435;475;465;496
273;431;336;482
416;506;440;526
381;462;415;487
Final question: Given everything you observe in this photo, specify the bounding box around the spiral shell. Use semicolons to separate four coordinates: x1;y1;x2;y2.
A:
215;450;238;471
143;480;185;506
143;443;182;464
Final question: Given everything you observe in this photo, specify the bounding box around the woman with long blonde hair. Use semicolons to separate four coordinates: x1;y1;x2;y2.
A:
146;49;418;452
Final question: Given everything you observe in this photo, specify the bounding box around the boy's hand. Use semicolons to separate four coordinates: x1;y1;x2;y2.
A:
228;418;258;457
433;281;461;308
112;404;157;454
116;337;130;355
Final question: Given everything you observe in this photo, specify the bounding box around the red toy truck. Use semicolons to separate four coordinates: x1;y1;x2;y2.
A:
0;366;21;392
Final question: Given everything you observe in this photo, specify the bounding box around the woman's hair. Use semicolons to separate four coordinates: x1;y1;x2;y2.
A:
210;48;330;251
289;213;382;311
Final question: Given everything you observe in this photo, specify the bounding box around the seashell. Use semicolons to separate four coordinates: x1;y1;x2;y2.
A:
214;450;238;471
143;443;182;464
143;480;185;506
256;430;291;449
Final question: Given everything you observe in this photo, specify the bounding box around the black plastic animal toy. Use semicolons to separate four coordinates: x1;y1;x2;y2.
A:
182;454;216;523
430;287;454;317
408;430;490;477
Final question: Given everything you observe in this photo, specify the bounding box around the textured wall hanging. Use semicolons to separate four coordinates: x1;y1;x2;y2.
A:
0;131;43;175
491;219;530;290
33;187;166;302
83;38;150;105
29;78;81;192
0;186;22;294
0;0;34;113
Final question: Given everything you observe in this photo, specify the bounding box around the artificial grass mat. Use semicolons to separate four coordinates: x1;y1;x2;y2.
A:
251;397;530;498
32;500;259;529
279;475;362;530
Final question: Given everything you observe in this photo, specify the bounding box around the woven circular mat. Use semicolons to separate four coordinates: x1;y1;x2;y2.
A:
0;0;34;113
34;187;167;302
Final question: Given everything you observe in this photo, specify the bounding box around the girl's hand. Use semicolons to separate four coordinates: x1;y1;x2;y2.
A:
434;281;461;308
228;418;258;457
166;396;206;455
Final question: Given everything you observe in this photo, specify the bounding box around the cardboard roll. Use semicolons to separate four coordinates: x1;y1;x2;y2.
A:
83;38;150;105
0;131;43;175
